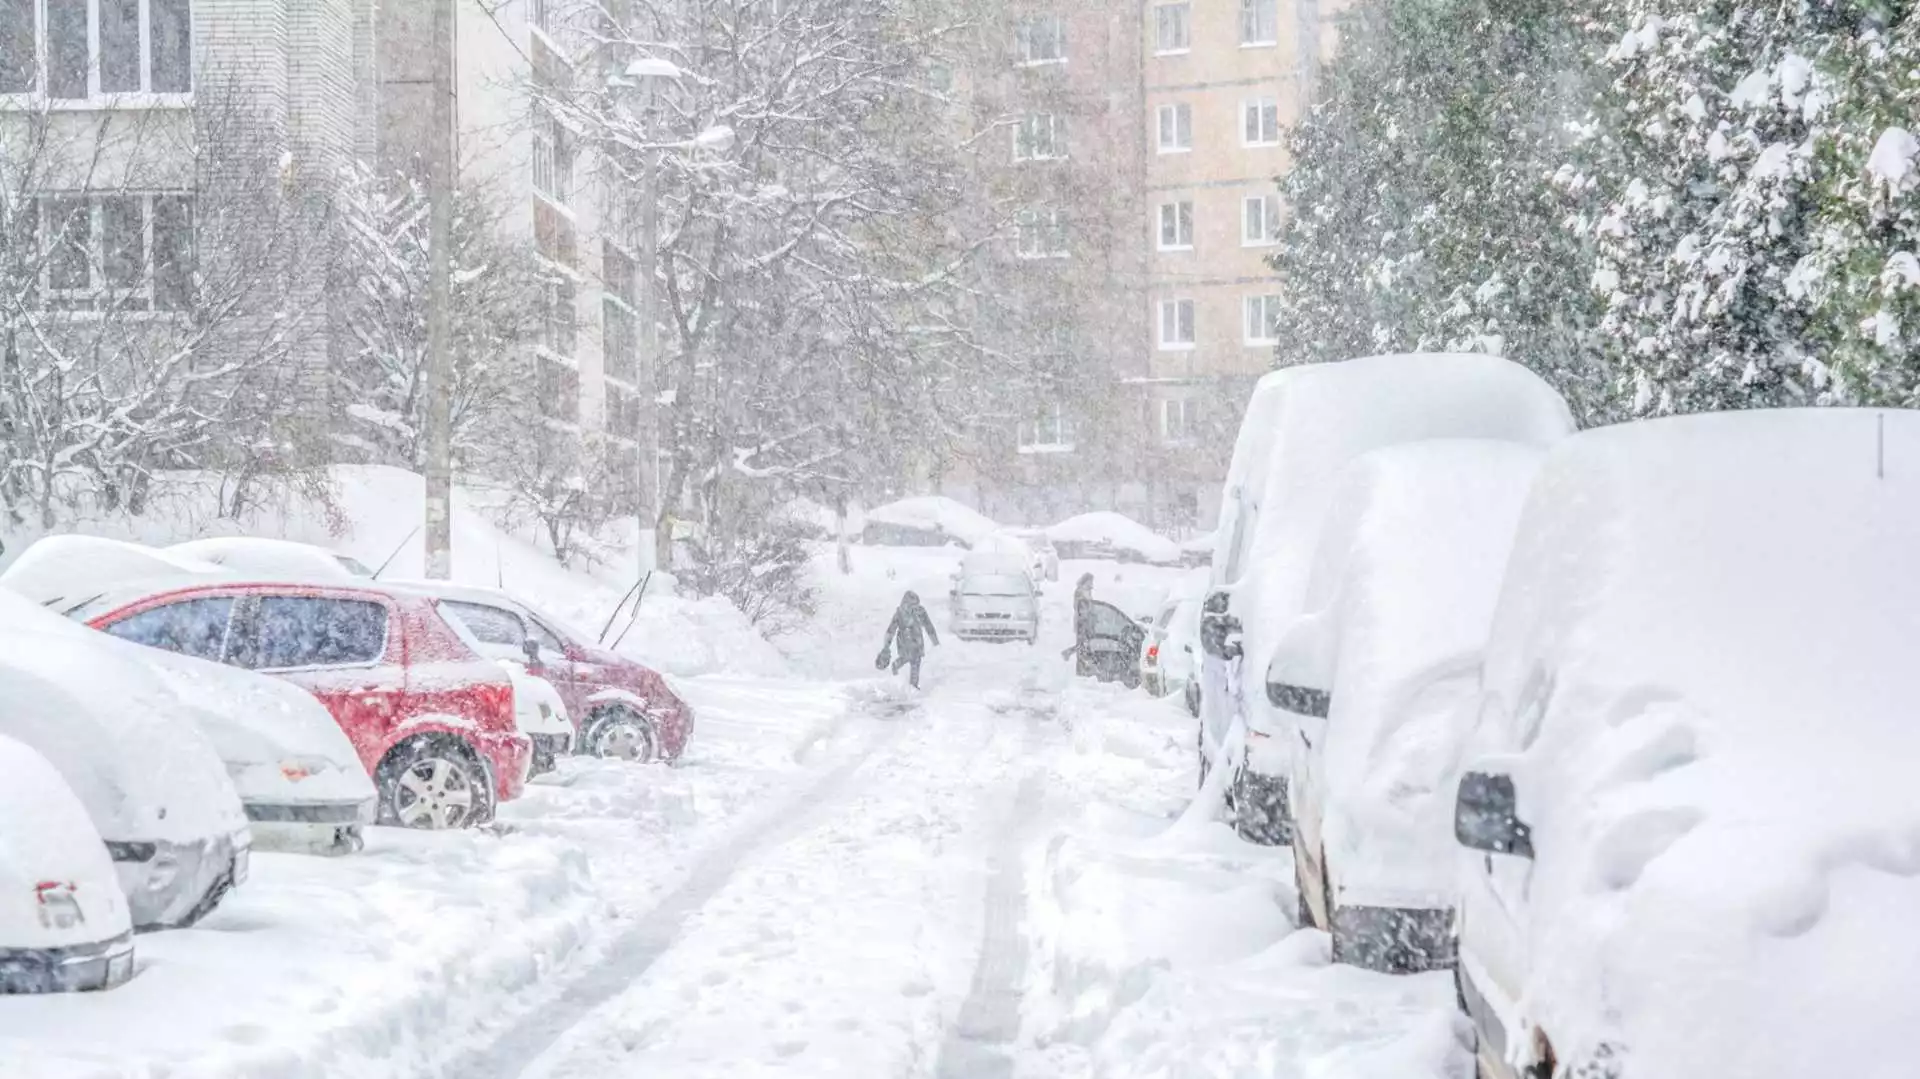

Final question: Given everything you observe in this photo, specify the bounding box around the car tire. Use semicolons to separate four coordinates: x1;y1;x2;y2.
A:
585;706;659;763
376;735;493;831
1230;769;1290;846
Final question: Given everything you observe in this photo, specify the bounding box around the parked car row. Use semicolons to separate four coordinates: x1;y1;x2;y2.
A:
1186;352;1920;1079
0;536;693;995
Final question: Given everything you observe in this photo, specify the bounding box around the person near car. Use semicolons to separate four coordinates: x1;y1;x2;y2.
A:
881;591;939;689
1072;573;1095;657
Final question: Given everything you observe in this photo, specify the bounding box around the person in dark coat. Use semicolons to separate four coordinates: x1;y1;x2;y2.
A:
882;591;939;689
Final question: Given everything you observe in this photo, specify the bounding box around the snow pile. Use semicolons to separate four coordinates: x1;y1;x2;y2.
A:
1473;409;1920;1078
1293;440;1543;907
1021;681;1464;1079
1045;512;1182;565
860;495;999;548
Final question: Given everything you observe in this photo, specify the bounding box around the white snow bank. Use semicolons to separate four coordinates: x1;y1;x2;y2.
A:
1046;512;1183;565
1473;408;1920;1079
1292;440;1543;905
862;495;999;547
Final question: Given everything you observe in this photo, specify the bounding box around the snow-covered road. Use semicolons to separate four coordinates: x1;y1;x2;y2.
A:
0;553;1469;1079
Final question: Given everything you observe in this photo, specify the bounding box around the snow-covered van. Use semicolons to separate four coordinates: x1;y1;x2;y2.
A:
0;591;250;931
0;734;136;993
949;551;1041;643
1454;410;1920;1079
1198;353;1573;845
1277;440;1543;973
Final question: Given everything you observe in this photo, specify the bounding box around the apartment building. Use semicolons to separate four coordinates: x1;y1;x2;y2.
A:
1137;0;1343;525
378;0;642;500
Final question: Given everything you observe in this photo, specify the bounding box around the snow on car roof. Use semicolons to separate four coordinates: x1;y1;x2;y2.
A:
1045;512;1182;564
864;496;999;545
168;537;369;581
1293;440;1544;895
0;734;132;948
0;534;233;612
0;590;246;843
1230;354;1573;692
1480;408;1920;1077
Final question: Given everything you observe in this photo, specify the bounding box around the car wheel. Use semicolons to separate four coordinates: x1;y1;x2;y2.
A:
587;706;659;763
1122;666;1142;690
1230;769;1290;846
377;736;491;830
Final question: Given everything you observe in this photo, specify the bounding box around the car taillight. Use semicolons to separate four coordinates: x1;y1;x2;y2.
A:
1147;644;1159;660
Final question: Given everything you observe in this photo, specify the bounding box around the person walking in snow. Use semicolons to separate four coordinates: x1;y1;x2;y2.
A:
880;590;939;689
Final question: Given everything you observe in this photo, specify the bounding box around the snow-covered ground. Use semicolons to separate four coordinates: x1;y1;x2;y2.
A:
0;542;1467;1079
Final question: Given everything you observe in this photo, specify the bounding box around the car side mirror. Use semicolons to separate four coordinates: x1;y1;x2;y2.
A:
522;637;543;667
1455;767;1534;859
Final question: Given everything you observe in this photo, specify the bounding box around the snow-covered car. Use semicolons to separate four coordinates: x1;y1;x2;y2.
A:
1277;440;1543;974
127;649;377;854
1140;588;1202;710
1198;353;1574;845
1002;529;1060;581
496;659;574;777
949;552;1040;643
168;537;373;581
0;591;250;931
1453;409;1920;1079
397;580;696;763
860;496;999;549
0;734;137;994
1046;511;1182;565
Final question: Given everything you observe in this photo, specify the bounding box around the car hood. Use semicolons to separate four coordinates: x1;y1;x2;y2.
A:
132;649;376;807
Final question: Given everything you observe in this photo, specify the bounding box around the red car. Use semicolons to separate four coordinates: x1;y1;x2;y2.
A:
396;582;694;763
71;582;528;830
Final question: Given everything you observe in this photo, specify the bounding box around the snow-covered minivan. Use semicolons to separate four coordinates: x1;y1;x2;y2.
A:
0;734;136;993
1198;354;1573;844
1454;410;1920;1079
1276;440;1543;973
0;591;250;931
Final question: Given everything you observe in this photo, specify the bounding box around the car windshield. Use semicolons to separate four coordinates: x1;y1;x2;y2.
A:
963;575;1032;597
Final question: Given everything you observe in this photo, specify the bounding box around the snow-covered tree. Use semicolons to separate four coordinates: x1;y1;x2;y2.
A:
326;165;546;469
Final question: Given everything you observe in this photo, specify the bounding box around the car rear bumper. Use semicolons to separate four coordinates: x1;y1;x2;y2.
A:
244;798;374;856
0;932;136;994
475;730;533;802
111;829;250;931
529;732;573;776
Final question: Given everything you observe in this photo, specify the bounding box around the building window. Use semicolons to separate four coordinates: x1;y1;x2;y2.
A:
606;384;640;441
602;180;641;251
1162;397;1201;444
6;0;193;98
31;193;193;311
536;353;580;424
1014;15;1065;65
1158;200;1193;251
1244;293;1282;345
1153;2;1190;53
540;273;577;358
1014;113;1068;161
1243;192;1280;245
603;244;639;386
532;108;574;205
1240;0;1278;45
1158;298;1195;349
1016;401;1074;452
1156;102;1191;153
1243;98;1281;145
1015;207;1069;259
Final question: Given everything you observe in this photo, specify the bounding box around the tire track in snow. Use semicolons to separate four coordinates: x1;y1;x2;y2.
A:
443;701;913;1079
936;698;1053;1079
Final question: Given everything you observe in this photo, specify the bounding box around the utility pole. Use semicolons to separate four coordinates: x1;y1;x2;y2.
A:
423;0;457;579
637;88;666;575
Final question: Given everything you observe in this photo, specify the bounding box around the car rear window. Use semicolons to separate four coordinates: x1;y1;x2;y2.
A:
239;596;388;670
103;597;235;661
440;600;525;647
